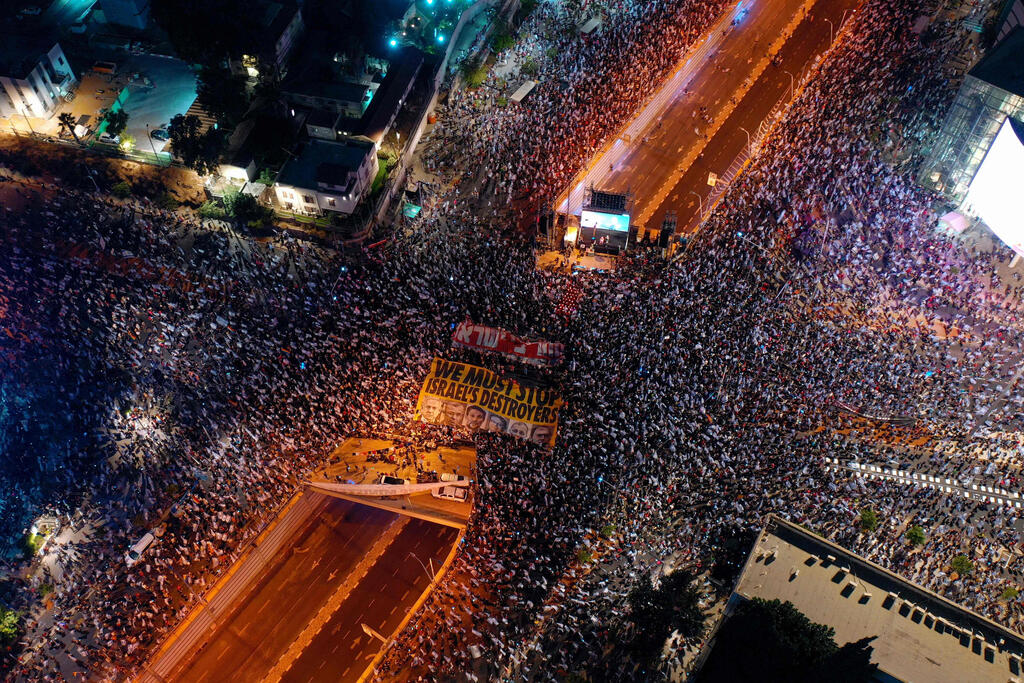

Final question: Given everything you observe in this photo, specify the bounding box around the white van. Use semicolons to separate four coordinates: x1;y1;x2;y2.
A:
125;532;155;566
432;485;469;502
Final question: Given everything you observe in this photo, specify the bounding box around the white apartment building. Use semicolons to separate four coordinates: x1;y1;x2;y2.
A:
0;40;76;120
274;138;378;216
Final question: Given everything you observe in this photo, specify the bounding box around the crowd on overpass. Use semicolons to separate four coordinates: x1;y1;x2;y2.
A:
4;0;1024;681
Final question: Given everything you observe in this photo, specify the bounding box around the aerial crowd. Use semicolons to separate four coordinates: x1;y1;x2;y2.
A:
2;0;1023;681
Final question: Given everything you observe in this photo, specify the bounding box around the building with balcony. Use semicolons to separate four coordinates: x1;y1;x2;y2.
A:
274;138;378;216
0;39;76;120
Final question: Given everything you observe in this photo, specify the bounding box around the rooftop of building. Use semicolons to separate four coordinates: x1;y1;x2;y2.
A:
358;45;422;144
0;34;59;76
969;26;1024;98
276;138;374;191
306;108;339;129
730;515;1024;683
260;0;300;32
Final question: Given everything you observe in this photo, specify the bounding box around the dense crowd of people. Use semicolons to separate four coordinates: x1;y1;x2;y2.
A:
2;0;1021;680
422;0;728;221
382;0;1024;678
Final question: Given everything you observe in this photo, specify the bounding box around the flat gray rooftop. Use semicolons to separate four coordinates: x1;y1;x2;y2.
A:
733;516;1024;683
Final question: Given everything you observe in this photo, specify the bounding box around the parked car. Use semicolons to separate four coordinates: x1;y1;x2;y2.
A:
432;485;469;502
98;131;119;144
150;128;169;141
125;532;155;566
378;474;409;486
440;473;468;482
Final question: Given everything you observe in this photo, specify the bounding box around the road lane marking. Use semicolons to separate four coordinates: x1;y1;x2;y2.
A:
259;516;410;683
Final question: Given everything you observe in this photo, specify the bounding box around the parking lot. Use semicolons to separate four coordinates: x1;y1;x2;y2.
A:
2;53;196;156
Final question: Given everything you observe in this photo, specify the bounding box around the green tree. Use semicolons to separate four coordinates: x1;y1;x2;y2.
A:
1001;587;1019;601
859;508;878;532
223;188;271;225
696;598;877;683
951;554;973;576
827;637;880;683
104;109;129;137
576;549;593;564
627;570;705;660
905;525;926;546
521;58;539;76
58;112;81;144
256;168;277;186
461;60;488;88
491;23;515;52
198;201;227;219
20;533;44;560
0;606;19;647
168;114;226;176
197;64;251;127
150;0;259;66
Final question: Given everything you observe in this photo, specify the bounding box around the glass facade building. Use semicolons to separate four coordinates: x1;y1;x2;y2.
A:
919;28;1024;203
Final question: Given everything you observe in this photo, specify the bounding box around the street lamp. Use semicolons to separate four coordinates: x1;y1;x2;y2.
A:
407;552;435;581
739;126;751;156
784;69;795;99
735;230;771;258
145;123;159;159
688;191;703;217
18;105;35;135
825;18;834;43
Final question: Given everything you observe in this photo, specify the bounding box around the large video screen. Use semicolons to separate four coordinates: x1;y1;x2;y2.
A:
581;210;630;232
967;117;1024;257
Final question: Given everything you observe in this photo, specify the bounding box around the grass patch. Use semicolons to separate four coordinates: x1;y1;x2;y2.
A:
371;161;389;195
111;181;132;199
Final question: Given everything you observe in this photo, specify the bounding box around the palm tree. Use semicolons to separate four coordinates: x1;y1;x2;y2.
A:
58;112;80;144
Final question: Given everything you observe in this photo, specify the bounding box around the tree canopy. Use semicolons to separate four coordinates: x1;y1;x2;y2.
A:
150;0;260;66
0;606;19;647
627;569;705;660
104;109;129;137
696;598;877;683
197;65;251;127
168;115;225;176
